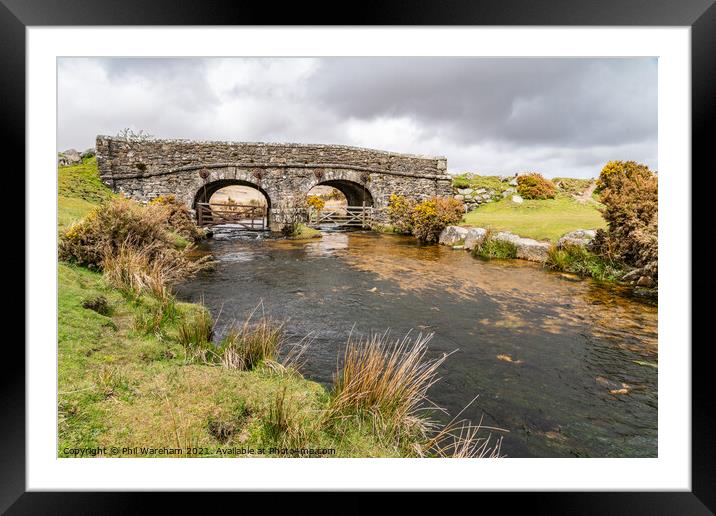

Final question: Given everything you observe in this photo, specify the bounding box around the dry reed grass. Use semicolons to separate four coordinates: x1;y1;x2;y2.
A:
325;331;506;458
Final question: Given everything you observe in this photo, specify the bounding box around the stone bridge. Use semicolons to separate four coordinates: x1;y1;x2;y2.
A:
95;136;452;226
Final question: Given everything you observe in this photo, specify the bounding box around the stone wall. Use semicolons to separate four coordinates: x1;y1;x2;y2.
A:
95;137;452;219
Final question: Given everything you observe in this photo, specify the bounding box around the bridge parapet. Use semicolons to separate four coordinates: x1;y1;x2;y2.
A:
96;137;448;181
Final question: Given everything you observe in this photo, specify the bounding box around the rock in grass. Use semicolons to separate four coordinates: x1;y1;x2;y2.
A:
557;229;596;248
494;231;551;262
58;149;82;167
438;225;468;246
463;227;487;250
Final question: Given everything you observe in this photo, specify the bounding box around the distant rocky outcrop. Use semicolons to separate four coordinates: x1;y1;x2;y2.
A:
453;187;500;211
58;147;95;167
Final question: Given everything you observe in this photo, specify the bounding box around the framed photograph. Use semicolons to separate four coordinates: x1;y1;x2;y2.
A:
8;0;714;511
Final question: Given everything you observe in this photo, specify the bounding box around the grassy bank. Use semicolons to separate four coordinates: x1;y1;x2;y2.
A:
58;159;495;457
462;195;605;242
58;156;114;230
58;262;407;457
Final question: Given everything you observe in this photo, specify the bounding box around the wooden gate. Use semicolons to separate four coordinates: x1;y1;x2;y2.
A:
308;206;373;228
196;202;267;230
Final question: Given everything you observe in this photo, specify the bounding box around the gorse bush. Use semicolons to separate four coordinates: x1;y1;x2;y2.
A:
60;197;211;301
306;195;326;212
596;160;650;192
411;197;464;243
593;161;658;280
516;173;557;200
387;195;463;243
60;196;206;269
387;194;416;234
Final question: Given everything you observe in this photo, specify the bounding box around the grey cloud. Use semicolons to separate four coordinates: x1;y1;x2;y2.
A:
57;57;657;178
310;57;657;147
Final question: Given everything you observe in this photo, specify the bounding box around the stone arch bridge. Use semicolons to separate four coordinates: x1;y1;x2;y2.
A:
96;136;452;229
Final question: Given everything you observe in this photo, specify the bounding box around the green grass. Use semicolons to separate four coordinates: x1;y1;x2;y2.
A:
552;177;594;196
471;233;518;260
462;194;606;242
545;244;625;282
58;157;115;231
452;173;510;193
58;262;410;457
288;223;322;240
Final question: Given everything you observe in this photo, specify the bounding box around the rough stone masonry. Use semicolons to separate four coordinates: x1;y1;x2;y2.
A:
95;136;453;223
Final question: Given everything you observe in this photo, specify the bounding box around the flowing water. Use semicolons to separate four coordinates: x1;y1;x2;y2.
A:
177;230;658;458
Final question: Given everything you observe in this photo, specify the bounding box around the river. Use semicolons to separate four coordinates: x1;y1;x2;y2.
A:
177;230;658;458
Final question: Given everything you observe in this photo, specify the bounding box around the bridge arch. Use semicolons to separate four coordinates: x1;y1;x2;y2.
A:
192;178;272;212
308;179;374;207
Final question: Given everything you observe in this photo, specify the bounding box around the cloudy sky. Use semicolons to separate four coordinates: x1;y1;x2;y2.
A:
58;57;657;178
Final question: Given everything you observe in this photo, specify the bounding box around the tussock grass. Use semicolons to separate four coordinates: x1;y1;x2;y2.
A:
177;305;215;362
418;398;503;458
471;229;517;260
546;243;624;282
219;309;285;371
102;240;210;300
325;331;505;457
326;332;450;438
179;303;309;374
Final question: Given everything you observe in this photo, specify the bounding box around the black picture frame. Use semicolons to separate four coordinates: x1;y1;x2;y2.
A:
6;0;713;512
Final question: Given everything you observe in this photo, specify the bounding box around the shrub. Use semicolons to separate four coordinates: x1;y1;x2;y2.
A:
387;194;416;234
596;160;651;192
306;195;326;212
411;197;464;243
516;173;557;200
59;197;173;268
545;244;624;282
471;230;517;260
593;161;658;279
148;195;205;241
388;195;463;243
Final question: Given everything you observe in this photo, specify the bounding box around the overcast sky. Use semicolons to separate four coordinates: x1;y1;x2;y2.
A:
58;57;657;178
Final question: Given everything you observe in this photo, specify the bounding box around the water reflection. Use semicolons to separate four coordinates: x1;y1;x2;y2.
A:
177;231;658;457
